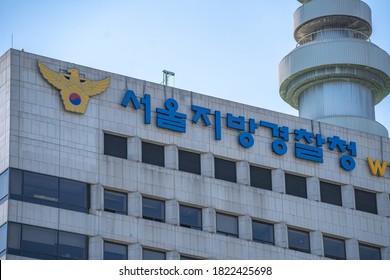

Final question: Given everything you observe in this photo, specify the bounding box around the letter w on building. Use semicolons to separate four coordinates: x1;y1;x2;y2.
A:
367;157;388;177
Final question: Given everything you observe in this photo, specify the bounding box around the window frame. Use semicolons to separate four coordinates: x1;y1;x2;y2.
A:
142;197;165;222
359;243;382;260
179;204;202;230
354;189;378;215
216;212;239;238
104;133;128;159
288;228;310;253
142;142;165;167
320;181;342;206
323;235;346;260
178;149;201;175
252;220;274;245
285;173;307;199
214;157;237;183
142;248;166;260
104;241;128;260
104;189;128;215
249;165;272;191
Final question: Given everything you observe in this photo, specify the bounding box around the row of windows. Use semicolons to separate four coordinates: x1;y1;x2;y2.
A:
1;169;89;213
101;193;383;260
103;134;382;215
4;223;88;260
0;220;382;260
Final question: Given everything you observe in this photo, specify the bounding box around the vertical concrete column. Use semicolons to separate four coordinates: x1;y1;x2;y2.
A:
274;223;288;249
128;136;142;162
310;231;323;256
89;236;104;260
128;192;142;218
165;145;178;170
203;207;216;233
238;215;252;241
307;177;320;201
377;193;390;217
201;153;214;178
341;185;355;209
382;246;390;260
272;169;285;194
237;161;250;185
166;199;180;226
90;184;104;214
345;238;359;260
166;250;180;260
129;243;142;260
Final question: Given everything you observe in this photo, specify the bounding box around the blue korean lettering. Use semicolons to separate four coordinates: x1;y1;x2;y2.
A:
260;121;289;155
215;111;222;140
294;129;313;144
156;98;186;133
272;139;287;155
121;90;151;124
340;155;355;171
227;114;245;131
295;143;323;163
191;105;211;126
239;132;254;148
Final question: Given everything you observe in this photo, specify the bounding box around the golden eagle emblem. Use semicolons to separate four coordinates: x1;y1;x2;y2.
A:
37;60;110;114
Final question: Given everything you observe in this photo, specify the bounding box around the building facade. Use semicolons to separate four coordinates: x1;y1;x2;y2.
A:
0;48;389;260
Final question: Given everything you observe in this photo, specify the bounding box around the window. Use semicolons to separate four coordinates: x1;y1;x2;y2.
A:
104;241;127;260
180;254;200;260
359;243;381;260
216;213;238;238
59;178;89;212
104;133;127;159
104;190;127;215
288;228;310;253
0;169;9;203
320;181;342;206
355;189;377;214
285;173;307;198
252;220;274;245
215;158;236;183
143;248;166;260
180;205;202;230
9;169;89;213
142;142;164;167
0;223;7;257
323;236;346;260
250;166;272;190
7;223;88;260
179;150;201;175
142;197;165;222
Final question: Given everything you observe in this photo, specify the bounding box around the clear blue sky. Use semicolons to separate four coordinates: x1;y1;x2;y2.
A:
1;0;389;133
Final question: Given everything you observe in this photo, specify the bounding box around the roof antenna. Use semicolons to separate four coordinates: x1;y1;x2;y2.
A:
162;70;175;86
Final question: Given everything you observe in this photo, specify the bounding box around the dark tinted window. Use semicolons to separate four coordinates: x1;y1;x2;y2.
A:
104;133;127;159
0;223;7;257
58;231;88;260
142;142;164;167
215;158;236;183
252;220;274;245
0;170;9;203
359;244;381;260
9;169;89;213
24;171;58;206
216;213;238;238
179;150;201;175
104;242;128;260
355;189;377;214
59;178;88;212
143;197;165;222
104;190;127;215
250;166;272;190
285;174;307;198
323;236;346;260
7;222;88;260
320;181;342;206
180;205;202;230
143;248;166;260
288;228;310;253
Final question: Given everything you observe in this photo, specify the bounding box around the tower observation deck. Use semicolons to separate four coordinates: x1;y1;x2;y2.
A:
279;0;390;136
